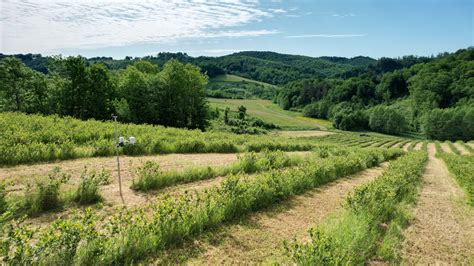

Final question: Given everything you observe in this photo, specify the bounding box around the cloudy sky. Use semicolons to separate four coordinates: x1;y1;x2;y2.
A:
0;0;472;58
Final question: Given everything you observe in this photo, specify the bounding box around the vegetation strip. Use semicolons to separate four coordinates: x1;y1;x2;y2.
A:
131;150;306;192
0;148;402;264
438;154;474;206
285;151;427;264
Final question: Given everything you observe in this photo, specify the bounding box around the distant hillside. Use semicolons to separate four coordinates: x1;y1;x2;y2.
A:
207;74;279;99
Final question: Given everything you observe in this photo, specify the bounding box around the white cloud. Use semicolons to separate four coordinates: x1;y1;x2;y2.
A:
0;0;277;54
286;34;367;38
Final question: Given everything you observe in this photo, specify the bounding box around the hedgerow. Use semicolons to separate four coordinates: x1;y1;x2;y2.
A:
285;151;427;264
0;147;403;264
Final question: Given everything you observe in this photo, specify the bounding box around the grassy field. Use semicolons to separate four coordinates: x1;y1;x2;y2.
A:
209;74;277;88
1;113;473;264
208;98;332;130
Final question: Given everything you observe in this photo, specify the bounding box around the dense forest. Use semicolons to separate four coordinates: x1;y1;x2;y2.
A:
276;48;473;140
1;48;472;140
0;57;208;129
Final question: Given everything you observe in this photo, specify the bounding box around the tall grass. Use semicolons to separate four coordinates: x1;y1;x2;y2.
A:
22;167;70;215
131;150;305;192
74;168;111;205
0;112;319;166
434;141;443;154
1;148;403;265
285;152;427;264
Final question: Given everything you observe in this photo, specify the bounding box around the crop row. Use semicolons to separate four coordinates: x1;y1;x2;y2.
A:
131;150;308;191
285;151;427;264
438;153;474;206
0;147;403;264
0;112;315;166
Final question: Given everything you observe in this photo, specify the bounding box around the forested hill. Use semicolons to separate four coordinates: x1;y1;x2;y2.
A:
0;51;377;85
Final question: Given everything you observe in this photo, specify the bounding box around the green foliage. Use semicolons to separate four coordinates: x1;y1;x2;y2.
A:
368;105;409;135
207;74;277;99
423;106;474;141
74;168;111;205
0;112;320;165
286;152;427;264
439;154;474;206
131;150;303;192
1;147;403;264
23;167;70;214
0;182;6;214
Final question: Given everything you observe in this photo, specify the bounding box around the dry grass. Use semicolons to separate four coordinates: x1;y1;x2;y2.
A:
151;163;389;264
400;144;474;264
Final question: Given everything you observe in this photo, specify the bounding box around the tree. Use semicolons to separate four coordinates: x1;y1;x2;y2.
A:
238;105;247;120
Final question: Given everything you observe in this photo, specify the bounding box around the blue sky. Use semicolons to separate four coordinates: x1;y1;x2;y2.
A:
1;0;472;58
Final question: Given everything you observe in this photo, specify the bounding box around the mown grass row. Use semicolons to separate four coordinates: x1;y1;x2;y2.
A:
438;153;474;206
0;112;317;166
285;151;427;264
131;150;311;192
0;147;403;265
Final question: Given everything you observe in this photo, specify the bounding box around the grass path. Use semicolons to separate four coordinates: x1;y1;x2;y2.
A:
440;142;454;154
402;142;411;152
454;142;470;155
400;144;474;264
153;163;389;264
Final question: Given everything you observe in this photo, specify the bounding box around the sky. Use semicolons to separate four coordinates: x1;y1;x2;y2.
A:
0;0;472;59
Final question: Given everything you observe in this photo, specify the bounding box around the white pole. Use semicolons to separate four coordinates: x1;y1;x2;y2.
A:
113;115;125;204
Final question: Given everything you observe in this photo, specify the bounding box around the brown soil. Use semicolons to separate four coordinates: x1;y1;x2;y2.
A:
400;143;474;264
277;130;335;138
454;142;470;155
154;163;389;264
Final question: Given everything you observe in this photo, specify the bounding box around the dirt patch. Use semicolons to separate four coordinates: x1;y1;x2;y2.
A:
400;143;474;264
277;130;335;138
454;143;470;155
154;163;389;264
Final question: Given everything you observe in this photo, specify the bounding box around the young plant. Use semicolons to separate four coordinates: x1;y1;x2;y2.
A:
74;167;111;205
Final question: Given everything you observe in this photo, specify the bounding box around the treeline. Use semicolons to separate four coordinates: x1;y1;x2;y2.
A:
276;48;473;141
0;57;208;129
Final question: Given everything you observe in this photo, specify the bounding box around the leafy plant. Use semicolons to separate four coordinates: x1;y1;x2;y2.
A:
23;167;70;214
74;167;111;205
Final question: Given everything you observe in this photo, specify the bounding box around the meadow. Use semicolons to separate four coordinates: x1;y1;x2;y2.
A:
208;98;332;130
0;113;473;265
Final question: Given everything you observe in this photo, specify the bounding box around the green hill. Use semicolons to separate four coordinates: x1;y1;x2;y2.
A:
208;98;332;130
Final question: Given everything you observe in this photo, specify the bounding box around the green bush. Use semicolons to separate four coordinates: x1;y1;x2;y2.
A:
23;167;70;214
0;182;6;214
74;168;111;205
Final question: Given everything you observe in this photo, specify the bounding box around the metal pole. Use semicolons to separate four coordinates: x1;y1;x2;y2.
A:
113;115;125;204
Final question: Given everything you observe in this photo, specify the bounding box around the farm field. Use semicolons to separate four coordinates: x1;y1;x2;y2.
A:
208;98;332;130
0;114;473;264
209;74;277;88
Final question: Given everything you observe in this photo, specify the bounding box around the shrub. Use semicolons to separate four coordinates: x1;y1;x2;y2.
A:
74;168;111;205
23;167;70;214
0;182;6;214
